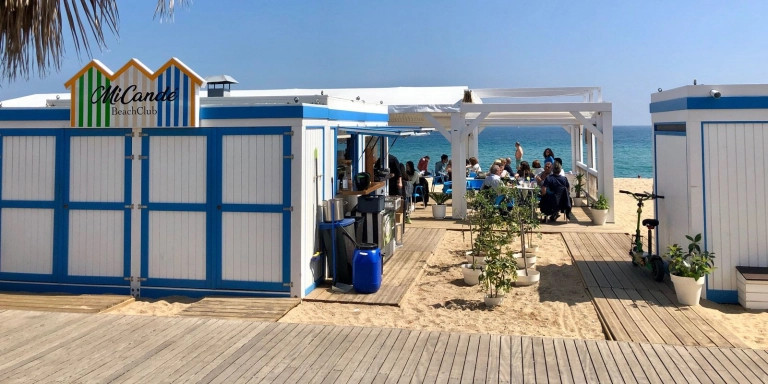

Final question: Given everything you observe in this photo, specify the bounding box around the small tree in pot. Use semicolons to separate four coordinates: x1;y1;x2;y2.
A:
667;233;715;306
572;172;586;206
479;251;517;307
429;192;451;219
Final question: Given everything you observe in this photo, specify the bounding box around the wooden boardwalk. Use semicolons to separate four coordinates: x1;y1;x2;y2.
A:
179;297;301;321
563;232;748;349
0;309;766;383
0;292;132;313
304;227;444;306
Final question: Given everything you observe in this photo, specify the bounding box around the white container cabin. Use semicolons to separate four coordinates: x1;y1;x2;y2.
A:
0;58;394;299
651;84;768;304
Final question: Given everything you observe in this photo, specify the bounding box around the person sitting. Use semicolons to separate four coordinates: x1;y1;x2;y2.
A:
494;159;510;178
515;161;535;181
446;160;453;181
434;154;449;178
417;155;431;176
539;162;571;222
468;157;481;174
481;164;503;190
534;161;552;186
531;160;544;176
406;161;429;206
504;157;515;177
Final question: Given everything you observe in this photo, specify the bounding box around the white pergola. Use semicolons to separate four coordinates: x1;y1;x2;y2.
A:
389;87;615;222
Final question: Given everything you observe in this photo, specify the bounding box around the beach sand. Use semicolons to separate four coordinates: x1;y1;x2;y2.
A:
107;178;768;349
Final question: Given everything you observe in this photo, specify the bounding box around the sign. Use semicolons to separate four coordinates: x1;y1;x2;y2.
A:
65;58;204;128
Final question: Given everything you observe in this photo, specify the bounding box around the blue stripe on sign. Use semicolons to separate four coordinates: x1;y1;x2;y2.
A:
165;68;172;127
183;75;189;126
173;67;180;127
156;74;163;126
0;109;69;121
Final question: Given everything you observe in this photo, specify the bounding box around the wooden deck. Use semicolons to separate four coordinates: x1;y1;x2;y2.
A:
0;292;132;313
179;297;301;321
304;227;444;306
563;232;749;349
0;309;766;383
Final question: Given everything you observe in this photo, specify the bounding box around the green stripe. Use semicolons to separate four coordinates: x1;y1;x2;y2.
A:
87;68;93;127
96;72;102;127
78;76;84;127
104;78;111;127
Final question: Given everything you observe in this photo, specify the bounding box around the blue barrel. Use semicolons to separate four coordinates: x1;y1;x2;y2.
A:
353;243;382;294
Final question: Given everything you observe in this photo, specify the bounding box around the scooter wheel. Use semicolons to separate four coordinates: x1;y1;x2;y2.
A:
651;258;665;282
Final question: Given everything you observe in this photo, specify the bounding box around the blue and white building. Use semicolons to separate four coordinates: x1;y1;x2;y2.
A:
651;84;768;304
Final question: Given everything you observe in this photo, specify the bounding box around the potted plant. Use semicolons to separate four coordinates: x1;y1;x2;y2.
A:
506;187;541;286
590;193;609;225
666;233;715;306
429;192;450;219
479;252;517;307
462;189;507;285
572;172;586;206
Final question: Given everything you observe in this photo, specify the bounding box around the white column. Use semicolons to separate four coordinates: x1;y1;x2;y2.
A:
569;125;579;172
450;113;468;219
598;112;615;223
468;126;480;161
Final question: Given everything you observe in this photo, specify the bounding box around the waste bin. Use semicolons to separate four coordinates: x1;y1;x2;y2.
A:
318;218;356;285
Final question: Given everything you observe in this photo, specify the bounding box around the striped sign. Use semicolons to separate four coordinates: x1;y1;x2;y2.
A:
65;58;204;128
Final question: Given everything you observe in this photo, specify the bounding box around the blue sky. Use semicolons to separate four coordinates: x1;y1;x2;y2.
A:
3;1;768;124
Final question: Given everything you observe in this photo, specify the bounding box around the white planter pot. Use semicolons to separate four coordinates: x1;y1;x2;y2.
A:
524;244;539;254
590;208;608;225
516;268;541;286
512;253;537;269
484;294;503;307
432;204;447;219
462;264;482;286
671;274;705;306
573;197;586;207
465;251;486;266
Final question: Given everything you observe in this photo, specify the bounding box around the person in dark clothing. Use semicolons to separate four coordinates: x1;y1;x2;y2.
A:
539;162;571;222
375;154;402;196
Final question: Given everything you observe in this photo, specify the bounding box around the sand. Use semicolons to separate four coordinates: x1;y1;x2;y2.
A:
107;178;768;349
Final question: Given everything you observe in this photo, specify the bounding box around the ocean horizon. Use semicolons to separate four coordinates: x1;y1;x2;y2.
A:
389;125;652;178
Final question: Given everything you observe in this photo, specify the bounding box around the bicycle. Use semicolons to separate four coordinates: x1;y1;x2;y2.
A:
619;189;665;281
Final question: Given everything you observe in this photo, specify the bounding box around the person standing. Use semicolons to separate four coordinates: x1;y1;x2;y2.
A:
542;148;555;165
417;156;431;176
515;142;524;170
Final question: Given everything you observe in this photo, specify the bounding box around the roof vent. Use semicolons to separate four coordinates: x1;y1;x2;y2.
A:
205;75;238;97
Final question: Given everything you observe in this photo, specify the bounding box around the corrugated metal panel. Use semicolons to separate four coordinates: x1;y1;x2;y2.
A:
148;211;206;280
69;136;124;202
703;123;768;292
221;212;282;282
304;129;324;288
2;136;56;200
221;135;282;204
655;135;689;254
0;208;54;274
68;210;123;276
149;136;207;203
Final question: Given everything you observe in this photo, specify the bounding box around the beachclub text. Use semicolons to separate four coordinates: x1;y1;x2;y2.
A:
91;84;178;115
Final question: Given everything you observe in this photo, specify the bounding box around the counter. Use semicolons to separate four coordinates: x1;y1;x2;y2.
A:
338;181;385;196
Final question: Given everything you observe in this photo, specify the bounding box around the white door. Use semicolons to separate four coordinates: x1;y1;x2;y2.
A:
655;131;689;256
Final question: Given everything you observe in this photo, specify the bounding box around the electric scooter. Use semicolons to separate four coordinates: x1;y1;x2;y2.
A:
619;189;665;281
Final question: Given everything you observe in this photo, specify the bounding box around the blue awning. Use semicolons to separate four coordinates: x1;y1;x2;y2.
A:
337;126;434;137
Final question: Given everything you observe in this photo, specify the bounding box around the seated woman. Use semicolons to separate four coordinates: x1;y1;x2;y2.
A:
515;161;535;181
468;157;481;175
539;162;571;222
531;160;544;176
405;161;429;206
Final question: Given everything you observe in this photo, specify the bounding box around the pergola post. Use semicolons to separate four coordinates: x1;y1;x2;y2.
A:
598;111;615;222
468;126;480;160
450;112;468;219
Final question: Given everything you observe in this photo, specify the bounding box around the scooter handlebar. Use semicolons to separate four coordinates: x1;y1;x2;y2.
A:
620;190;665;200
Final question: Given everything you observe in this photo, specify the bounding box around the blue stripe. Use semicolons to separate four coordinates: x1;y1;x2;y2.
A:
165;68;172;127
140;134;150;279
0;201;57;208
282;131;292;285
173;67;180;127
123;133;132;280
0;272;55;282
304;281;318;296
144;277;209;289
654;131;686;136
62;275;127;285
0;280;290;298
156;74;163;126
215;280;290;292
220;204;283;213
651;96;768;113
65;202;126;210
216;126;290;135
183;75;189;126
54;130;67;280
0;128;62;136
200;105;389;122
705;288;738;304
145;202;208;211
0;109;69;121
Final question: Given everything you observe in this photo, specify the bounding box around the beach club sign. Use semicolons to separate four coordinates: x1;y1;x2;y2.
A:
65;58;204;128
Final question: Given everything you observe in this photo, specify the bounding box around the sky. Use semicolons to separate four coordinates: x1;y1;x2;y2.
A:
3;0;768;124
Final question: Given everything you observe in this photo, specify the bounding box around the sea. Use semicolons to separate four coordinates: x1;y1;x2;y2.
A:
389;125;652;178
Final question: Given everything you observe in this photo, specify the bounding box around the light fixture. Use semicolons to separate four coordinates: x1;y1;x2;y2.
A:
294;97;299;103
710;89;721;99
